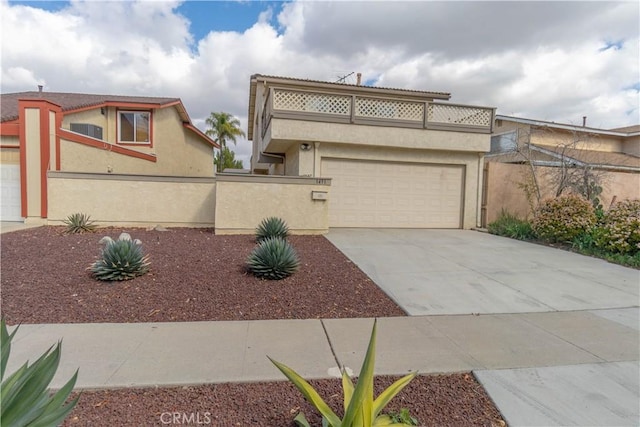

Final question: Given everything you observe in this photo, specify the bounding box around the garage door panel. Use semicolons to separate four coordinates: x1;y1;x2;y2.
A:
322;158;463;228
1;164;22;221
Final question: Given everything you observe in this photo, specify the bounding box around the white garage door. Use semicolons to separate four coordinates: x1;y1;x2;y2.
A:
322;158;463;228
1;164;22;221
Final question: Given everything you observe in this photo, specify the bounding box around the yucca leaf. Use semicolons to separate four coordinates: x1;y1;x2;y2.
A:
372;414;411;427
342;368;355;412
247;237;300;280
1;343;61;423
1;320;19;381
268;357;341;426
29;370;80;427
343;319;378;426
63;213;96;234
372;372;417;419
294;411;312;427
91;236;149;281
256;217;290;242
0;320;79;427
1;343;57;417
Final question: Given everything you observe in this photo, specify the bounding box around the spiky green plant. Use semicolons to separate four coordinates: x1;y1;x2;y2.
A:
255;217;290;242
269;320;417;427
246;236;300;280
63;213;97;234
1;318;80;427
90;233;150;281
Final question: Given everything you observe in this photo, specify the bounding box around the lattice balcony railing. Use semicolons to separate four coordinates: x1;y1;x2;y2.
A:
427;104;493;127
273;90;351;115
355;98;423;121
264;88;494;135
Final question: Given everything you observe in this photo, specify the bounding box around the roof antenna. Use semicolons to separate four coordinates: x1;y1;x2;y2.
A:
335;71;354;84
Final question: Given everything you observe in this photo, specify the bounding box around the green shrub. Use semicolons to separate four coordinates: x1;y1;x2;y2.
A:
90;233;150;281
595;199;640;254
532;195;596;243
256;217;290;242
1;319;79;427
488;210;535;240
571;229;599;252
247;237;300;280
63;213;96;234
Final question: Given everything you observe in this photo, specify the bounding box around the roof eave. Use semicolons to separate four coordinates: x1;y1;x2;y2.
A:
251;74;452;100
496;115;638;137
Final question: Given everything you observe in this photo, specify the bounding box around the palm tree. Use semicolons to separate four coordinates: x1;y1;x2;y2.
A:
205;112;245;172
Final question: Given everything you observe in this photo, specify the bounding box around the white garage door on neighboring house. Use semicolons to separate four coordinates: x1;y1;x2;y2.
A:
321;158;464;228
1;164;22;222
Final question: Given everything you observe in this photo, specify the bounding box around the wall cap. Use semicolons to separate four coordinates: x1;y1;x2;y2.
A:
216;173;331;186
48;171;215;183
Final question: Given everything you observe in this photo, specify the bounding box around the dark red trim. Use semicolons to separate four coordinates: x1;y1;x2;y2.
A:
59;128;157;162
0;144;20;149
0;121;20;136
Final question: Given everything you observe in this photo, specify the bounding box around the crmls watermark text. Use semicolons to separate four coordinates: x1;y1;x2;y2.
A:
160;412;212;425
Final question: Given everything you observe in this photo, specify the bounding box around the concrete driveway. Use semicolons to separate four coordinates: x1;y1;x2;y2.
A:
326;228;640;316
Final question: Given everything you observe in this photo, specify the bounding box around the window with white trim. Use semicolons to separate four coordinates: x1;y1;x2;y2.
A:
118;111;151;144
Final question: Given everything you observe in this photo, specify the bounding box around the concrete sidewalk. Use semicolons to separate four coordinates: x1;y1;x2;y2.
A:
7;309;638;389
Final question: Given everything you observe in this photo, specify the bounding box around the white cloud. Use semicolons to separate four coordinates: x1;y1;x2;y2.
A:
1;0;639;168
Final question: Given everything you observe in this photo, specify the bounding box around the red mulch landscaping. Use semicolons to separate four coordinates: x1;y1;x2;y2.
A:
64;374;506;427
0;227;405;324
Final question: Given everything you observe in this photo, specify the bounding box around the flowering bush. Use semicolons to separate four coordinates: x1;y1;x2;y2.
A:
596;199;640;254
532;194;596;243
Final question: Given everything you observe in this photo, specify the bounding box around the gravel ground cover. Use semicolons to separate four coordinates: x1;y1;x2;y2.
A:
63;374;506;427
1;227;405;323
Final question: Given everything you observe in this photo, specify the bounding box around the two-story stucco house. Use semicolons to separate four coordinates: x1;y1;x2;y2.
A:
0;89;218;225
247;74;496;229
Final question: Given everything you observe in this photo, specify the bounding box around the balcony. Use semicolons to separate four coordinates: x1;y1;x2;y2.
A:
261;87;495;140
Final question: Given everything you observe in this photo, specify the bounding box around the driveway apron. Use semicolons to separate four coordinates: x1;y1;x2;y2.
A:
326;228;639;316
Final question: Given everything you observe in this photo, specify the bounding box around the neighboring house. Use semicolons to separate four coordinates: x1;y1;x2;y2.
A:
484;115;640;224
0;89;218;223
247;74;496;229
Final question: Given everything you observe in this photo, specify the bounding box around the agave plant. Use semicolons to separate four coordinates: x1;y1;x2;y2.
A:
90;232;150;281
247;236;300;280
256;217;290;242
269;320;417;427
1;319;80;427
63;213;97;234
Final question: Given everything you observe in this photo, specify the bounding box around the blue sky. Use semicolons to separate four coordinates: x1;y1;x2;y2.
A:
177;1;284;38
2;1;639;166
10;1;286;38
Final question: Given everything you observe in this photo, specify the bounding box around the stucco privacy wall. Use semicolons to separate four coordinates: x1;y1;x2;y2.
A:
60;107;214;177
316;143;483;229
47;172;216;227
484;162;640;225
214;174;331;234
